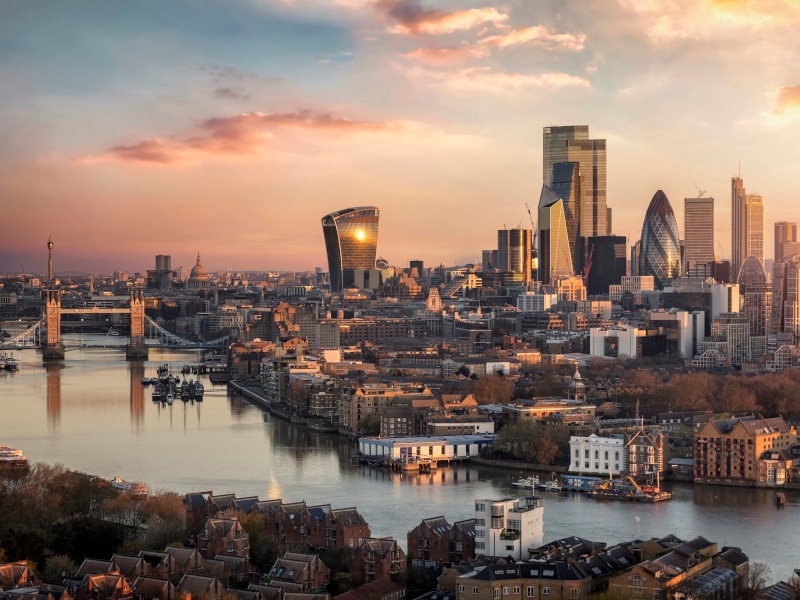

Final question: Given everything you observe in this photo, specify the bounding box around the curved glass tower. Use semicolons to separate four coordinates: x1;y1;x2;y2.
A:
639;190;681;289
322;207;380;292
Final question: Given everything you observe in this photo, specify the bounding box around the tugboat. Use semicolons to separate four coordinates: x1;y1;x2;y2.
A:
194;381;205;400
152;384;164;402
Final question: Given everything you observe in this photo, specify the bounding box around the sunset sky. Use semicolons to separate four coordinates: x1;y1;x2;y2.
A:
2;0;799;275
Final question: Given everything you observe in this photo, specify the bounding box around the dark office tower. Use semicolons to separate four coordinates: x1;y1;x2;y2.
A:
639;190;681;290
550;162;582;273
731;177;747;280
155;255;172;272
775;221;798;261
322;206;380;292
587;236;627;295
738;255;770;337
630;241;641;277
538;186;573;284
543;125;608;239
498;228;532;285
684;197;714;276
410;260;424;275
606;208;612;234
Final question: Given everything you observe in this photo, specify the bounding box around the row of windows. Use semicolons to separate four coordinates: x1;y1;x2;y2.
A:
459;585;577;599
577;449;621;460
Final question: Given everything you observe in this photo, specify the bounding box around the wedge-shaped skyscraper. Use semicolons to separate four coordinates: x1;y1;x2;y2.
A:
538;185;573;284
639;190;681;290
322;206;380;292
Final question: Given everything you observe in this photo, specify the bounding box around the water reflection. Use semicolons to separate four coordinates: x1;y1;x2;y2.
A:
129;361;145;426
46;361;62;429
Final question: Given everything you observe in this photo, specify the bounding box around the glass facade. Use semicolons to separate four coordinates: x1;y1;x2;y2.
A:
639;190;681;290
497;228;532;284
550;162;581;273
587;235;627;296
321;206;380;291
537;185;573;284
684;197;714;273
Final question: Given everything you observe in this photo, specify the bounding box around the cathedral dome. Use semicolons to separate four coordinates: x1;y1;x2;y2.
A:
189;253;210;288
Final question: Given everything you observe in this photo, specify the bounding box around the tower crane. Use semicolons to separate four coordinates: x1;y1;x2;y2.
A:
525;203;538;244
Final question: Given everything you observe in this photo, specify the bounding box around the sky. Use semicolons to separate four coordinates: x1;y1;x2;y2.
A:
2;0;799;275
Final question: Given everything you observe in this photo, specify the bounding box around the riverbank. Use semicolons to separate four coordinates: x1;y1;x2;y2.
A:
466;455;568;474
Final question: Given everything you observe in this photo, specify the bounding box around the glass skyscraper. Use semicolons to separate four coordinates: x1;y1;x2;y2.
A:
639;190;681;290
322;206;380;292
543;125;607;241
537;185;573;284
497;228;532;285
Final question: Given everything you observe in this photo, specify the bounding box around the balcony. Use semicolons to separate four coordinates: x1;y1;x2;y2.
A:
499;529;520;541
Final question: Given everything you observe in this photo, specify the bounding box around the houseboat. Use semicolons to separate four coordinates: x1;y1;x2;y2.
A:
561;475;603;492
110;476;148;499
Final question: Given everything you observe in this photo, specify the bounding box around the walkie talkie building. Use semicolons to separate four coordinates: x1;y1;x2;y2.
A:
322;206;380;292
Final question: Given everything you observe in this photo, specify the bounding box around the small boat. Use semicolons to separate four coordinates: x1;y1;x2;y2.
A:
194;381;204;400
152;385;164;402
537;479;563;492
149;377;159;385
141;377;151;385
165;393;174;404
107;328;121;336
181;365;190;374
512;476;539;489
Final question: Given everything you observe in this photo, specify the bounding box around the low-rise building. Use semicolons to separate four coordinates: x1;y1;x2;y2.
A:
474;497;543;560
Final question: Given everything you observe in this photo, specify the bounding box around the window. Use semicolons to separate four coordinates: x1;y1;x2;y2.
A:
476;503;486;512
476;530;485;538
476;542;485;550
459;586;465;593
503;588;510;595
604;451;609;459
585;449;589;458
595;450;599;459
527;587;535;598
575;449;579;457
633;575;641;586
571;589;578;599
494;589;500;600
615;451;620;460
506;545;514;551
476;518;485;526
473;588;479;595
542;588;550;596
513;588;520;595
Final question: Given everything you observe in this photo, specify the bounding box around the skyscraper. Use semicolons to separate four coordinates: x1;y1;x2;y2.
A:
537;185;573;285
684;197;714;277
587;235;627;296
155;254;172;272
549;161;582;273
543;125;607;241
774;221;798;261
498;228;532;285
639;190;681;290
731;176;764;281
738;255;770;338
322;207;380;292
47;237;53;283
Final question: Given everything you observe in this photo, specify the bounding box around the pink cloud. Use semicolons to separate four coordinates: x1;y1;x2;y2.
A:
88;110;402;165
376;0;508;35
773;85;800;114
401;45;485;63
400;65;591;91
479;26;586;52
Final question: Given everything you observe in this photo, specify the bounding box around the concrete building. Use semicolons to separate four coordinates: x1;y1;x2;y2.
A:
589;325;640;359
517;293;558;312
569;434;624;475
474;497;544;559
684;197;715;276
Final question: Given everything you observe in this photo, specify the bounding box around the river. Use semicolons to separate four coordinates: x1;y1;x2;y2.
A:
0;337;798;582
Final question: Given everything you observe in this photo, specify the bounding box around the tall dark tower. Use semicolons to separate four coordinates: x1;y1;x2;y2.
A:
47;237;54;282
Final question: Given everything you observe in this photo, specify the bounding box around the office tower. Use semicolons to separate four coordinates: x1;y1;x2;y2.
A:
775;222;798;261
731;176;764;281
770;256;800;341
497;228;532;285
684;197;714;276
47;237;53;282
537;186;573;284
587;236;627;296
409;260;424;274
481;250;493;271
607;207;612;234
543;125;607;240
322;206;380;292
549;162;582;273
155;254;172;272
738;255;770;338
630;241;641;277
639;190;681;290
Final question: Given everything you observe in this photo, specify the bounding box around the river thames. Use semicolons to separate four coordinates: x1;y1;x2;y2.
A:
1;337;798;582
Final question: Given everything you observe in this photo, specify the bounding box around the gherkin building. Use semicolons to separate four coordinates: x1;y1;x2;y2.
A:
639;190;681;289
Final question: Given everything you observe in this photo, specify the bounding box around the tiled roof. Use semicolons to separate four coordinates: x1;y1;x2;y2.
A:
421;517;450;537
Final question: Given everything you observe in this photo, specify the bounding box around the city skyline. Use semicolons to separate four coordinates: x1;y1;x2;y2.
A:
2;0;800;274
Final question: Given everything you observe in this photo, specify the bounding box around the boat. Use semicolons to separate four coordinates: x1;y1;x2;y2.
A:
587;475;673;502
194;381;204;400
537;479;563;492
181;365;190;374
561;475;603;492
110;476;148;499
107;328;121;336
152;385;164;402
149;377;159;385
0;353;18;371
512;476;539;489
141;377;151;385
165;393;174;404
0;445;29;474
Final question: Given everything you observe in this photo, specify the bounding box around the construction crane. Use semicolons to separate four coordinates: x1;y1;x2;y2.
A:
582;244;595;287
717;241;726;260
525;203;537;246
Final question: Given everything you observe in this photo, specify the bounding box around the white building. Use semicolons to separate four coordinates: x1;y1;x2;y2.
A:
474;497;543;560
517;292;558;313
621;276;655;293
357;434;494;462
569;434;624;475
647;309;705;359
589;324;640;359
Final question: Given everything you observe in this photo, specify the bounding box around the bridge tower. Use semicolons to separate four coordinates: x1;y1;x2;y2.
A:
126;290;148;360
43;289;65;360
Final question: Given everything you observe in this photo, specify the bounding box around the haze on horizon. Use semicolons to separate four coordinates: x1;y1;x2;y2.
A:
2;0;799;275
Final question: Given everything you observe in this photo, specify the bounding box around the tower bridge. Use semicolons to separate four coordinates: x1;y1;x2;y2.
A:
1;290;233;360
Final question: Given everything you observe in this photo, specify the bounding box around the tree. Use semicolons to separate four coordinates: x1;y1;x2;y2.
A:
738;562;771;600
285;381;310;414
492;421;561;465
470;374;514;405
42;554;78;583
713;381;758;414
